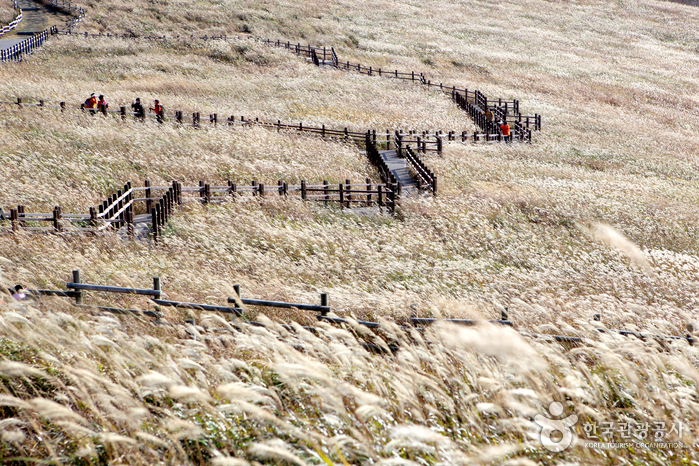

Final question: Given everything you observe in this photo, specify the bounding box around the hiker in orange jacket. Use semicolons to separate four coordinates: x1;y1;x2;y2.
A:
84;93;97;115
500;121;511;139
150;99;164;123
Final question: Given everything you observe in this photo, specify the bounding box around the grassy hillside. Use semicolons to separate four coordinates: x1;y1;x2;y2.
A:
1;0;699;464
0;0;16;26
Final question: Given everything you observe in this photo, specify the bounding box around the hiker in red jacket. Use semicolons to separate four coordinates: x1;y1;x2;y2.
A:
97;95;108;114
150;99;164;123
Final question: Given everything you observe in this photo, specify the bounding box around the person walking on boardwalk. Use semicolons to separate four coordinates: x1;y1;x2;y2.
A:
97;95;108;115
499;120;511;141
485;108;495;133
131;97;145;121
150;99;164;123
84;93;97;115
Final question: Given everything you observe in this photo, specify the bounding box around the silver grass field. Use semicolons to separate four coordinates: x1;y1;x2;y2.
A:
1;0;699;464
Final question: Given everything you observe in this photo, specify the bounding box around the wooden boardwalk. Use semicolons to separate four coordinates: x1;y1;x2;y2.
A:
379;150;419;196
0;0;69;49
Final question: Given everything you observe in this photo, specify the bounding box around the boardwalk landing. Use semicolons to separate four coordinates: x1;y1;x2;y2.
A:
118;214;152;241
379;149;419;196
0;38;23;49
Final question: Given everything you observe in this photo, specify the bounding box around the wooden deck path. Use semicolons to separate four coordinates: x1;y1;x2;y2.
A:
0;0;69;45
379;149;419;196
117;214;152;241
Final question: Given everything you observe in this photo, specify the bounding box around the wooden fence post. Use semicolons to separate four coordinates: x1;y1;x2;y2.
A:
366;178;372;206
127;207;134;237
157;197;164;224
345;179;351;208
338;184;344;209
167;188;174;216
323;180;329;204
10;208;17;232
320;293;328;316
72;269;83;304
17;205;25;228
162;196;169;223
301;180;306;200
53;206;62;231
145;180;152;214
258;183;265;197
118;188;125;228
172;181;180;205
152;204;160;241
60;102;65;113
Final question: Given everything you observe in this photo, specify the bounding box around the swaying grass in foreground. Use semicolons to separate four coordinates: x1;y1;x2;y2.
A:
0;293;695;465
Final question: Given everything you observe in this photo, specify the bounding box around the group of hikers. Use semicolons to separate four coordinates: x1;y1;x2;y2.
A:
83;93;507;134
83;93;165;123
484;108;511;137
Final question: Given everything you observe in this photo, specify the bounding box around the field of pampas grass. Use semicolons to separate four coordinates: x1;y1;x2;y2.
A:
2;0;699;463
0;294;696;465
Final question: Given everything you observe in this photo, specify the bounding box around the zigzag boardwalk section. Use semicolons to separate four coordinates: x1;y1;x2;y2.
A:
379;149;418;196
0;178;402;240
261;39;541;137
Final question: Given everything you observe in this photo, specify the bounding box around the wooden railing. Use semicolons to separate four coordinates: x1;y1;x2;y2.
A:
0;28;50;62
0;177;400;239
13;273;696;348
186;178;399;214
260;38;542;131
402;146;437;195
